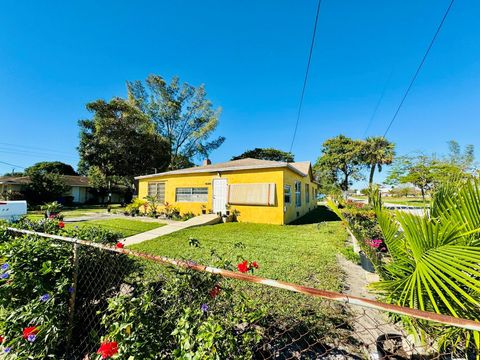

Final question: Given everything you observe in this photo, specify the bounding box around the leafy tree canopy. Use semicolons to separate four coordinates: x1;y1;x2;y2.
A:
2;171;24;177
25;162;77;176
386;141;475;200
78;98;170;180
314;135;365;192
231;148;294;162
361;136;395;186
127;75;225;170
24;172;69;204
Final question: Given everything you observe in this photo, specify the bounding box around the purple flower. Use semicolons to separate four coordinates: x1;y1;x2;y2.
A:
4;347;11;353
27;334;36;342
0;273;8;279
201;303;209;313
74;226;79;229
68;286;74;294
1;263;9;271
40;294;50;302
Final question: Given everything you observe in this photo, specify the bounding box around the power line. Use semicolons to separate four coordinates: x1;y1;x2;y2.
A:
363;69;394;138
0;142;77;158
289;0;323;153
0;148;78;160
0;160;26;169
383;0;455;137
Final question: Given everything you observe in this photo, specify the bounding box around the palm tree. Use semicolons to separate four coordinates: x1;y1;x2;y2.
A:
371;179;480;354
362;137;395;186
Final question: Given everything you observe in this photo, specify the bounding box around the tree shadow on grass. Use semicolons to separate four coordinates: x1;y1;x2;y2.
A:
290;205;340;225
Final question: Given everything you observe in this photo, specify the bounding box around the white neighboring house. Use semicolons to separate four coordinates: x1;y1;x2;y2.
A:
379;185;394;197
0;201;27;221
0;175;125;204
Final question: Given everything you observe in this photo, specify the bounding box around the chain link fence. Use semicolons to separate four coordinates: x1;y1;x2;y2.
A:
2;227;479;359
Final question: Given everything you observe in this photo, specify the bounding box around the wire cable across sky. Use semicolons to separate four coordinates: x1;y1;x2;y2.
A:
0;160;25;170
383;0;456;137
289;0;323;153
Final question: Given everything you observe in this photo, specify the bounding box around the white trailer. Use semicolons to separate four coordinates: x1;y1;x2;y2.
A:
0;201;27;222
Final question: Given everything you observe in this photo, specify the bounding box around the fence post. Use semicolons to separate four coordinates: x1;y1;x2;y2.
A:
66;243;79;353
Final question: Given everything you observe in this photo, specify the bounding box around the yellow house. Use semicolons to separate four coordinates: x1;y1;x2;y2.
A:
135;158;318;225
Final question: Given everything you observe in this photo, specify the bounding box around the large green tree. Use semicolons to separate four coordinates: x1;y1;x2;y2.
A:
361;136;395;186
25;161;77;176
314;135;365;192
446;140;475;172
127;75;225;170
78;98;170;180
386;141;475;201
231;148;294;162
23;172;69;204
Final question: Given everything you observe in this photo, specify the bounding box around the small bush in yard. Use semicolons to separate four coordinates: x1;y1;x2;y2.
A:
0;218;129;358
0;220;269;358
96;245;266;359
0;234;73;358
338;206;386;266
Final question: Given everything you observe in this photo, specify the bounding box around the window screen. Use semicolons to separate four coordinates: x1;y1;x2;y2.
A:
148;182;165;202
284;185;291;205
295;181;302;207
175;187;208;202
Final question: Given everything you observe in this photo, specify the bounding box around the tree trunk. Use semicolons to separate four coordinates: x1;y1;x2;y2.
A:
421;187;425;202
342;174;349;192
369;164;376;186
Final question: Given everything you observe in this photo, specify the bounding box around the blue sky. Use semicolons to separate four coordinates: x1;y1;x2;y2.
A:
0;1;479;186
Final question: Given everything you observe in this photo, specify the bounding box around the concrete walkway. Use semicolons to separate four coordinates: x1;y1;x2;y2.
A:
124;214;221;246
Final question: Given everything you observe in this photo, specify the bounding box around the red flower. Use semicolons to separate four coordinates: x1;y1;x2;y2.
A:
0;335;4;343
251;261;259;269
22;326;39;339
97;341;118;359
115;242;124;249
209;284;221;298
237;260;249;273
58;221;65;229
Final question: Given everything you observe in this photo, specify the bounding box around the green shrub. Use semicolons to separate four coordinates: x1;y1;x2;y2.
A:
0;219;136;358
0;234;73;358
125;198;147;216
97;269;265;359
181;212;196;221
0;220;271;358
164;202;181;219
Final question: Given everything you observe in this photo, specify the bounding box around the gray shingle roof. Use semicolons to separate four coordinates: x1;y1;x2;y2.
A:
135;158;312;180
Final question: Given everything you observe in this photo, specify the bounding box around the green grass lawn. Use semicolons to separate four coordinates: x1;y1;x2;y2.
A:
27;204;126;220
353;195;427;207
66;218;163;237
130;219;347;291
382;197;428;207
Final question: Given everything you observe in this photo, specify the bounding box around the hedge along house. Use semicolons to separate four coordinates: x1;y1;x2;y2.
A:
135;158;318;225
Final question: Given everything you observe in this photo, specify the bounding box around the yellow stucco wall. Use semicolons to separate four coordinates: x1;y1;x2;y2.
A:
137;167;317;225
283;168;318;224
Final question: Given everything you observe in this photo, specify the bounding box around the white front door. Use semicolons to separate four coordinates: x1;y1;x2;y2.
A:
213;178;228;215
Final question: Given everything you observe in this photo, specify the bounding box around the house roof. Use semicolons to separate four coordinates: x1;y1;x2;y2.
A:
0;175;90;187
135;158;314;180
0;176;31;185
